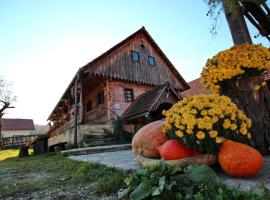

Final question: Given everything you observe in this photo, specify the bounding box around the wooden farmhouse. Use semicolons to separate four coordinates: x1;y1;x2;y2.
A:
47;27;190;149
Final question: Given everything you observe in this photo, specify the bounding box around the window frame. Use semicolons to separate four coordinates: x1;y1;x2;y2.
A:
148;56;155;66
131;50;140;62
96;90;105;106
124;88;134;102
86;100;92;112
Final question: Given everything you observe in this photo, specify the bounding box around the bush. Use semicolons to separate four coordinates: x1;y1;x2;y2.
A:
163;94;251;154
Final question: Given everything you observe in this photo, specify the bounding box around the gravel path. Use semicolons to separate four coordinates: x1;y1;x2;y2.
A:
69;150;138;170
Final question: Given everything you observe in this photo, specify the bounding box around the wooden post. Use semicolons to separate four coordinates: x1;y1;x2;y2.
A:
221;0;252;44
73;77;78;149
0;113;3;143
73;69;82;148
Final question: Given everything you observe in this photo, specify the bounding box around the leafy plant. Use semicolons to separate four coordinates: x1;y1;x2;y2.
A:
124;160;218;200
124;160;270;200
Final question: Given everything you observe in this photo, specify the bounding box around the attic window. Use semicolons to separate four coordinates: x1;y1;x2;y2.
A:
131;50;139;62
148;56;155;66
124;88;134;102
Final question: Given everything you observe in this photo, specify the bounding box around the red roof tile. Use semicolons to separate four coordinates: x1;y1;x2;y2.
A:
1;118;35;131
181;78;210;97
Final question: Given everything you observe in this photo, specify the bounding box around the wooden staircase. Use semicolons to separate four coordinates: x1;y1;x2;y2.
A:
79;125;117;147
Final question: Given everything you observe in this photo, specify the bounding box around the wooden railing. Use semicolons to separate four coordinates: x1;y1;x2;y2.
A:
48;119;75;137
0;135;38;149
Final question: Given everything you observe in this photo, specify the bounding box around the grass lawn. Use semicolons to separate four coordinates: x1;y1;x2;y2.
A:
0;149;127;200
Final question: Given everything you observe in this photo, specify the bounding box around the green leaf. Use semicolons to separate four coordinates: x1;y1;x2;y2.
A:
150;171;161;184
130;180;152;200
184;164;218;183
175;192;183;200
124;175;133;186
136;168;148;176
159;176;166;190
158;159;165;173
165;180;177;191
151;186;161;196
125;174;141;191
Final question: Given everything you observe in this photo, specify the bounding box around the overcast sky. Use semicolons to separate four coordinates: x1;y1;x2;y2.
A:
1;0;269;125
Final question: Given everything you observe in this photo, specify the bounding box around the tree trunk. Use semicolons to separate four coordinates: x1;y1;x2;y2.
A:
19;145;29;157
221;0;252;44
220;74;270;155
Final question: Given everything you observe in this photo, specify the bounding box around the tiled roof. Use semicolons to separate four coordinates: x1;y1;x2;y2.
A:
181;78;210;97
122;82;181;120
1;118;35;131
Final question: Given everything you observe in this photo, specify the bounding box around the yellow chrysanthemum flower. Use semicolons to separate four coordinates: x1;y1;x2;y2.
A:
209;130;218;138
163;94;251;154
223;119;231;129
201;44;270;94
196;131;205;140
216;137;225;144
230;124;237;131
175;130;184;138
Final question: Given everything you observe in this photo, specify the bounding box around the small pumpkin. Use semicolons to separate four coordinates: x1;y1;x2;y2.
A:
157;139;200;160
132;121;168;158
218;140;264;178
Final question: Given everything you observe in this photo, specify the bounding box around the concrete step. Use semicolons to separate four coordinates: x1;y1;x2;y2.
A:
82;141;118;148
83;133;114;139
61;143;132;156
83;137;115;143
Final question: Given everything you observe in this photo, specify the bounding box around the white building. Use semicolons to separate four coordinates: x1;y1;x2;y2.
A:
1;118;35;138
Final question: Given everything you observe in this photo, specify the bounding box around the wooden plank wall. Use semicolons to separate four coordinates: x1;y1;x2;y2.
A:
83;80;108;124
85;33;186;90
108;80;154;117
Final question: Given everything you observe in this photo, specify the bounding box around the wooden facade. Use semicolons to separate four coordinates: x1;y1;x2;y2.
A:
47;27;189;146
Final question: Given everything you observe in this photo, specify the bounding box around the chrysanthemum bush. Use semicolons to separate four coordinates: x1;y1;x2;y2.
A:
162;94;252;154
201;44;270;93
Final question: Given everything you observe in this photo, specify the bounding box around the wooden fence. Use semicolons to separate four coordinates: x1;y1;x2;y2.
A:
0;135;38;149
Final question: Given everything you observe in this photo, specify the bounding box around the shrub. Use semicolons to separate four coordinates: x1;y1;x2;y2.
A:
162;94;251;154
200;44;270;93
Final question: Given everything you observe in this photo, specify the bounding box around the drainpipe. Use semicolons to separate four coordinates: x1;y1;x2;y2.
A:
73;72;80;148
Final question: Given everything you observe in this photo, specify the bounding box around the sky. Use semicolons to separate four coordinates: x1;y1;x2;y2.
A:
0;0;269;125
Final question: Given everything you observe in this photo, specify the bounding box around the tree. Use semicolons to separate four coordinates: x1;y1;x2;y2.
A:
0;77;16;141
205;0;270;154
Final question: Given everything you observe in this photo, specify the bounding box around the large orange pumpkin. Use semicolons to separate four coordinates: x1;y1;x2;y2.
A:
157;139;200;160
218;140;264;178
132;121;168;158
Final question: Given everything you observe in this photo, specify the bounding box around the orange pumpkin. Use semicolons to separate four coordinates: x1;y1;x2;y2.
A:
218;140;264;178
157;139;200;160
132;121;168;158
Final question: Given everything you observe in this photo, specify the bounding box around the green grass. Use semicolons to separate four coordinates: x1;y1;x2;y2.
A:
0;149;19;161
0;149;127;199
0;149;33;161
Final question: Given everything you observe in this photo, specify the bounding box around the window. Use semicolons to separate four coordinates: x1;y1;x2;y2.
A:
148;56;155;66
96;91;105;106
87;100;92;112
124;89;134;102
131;50;140;62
